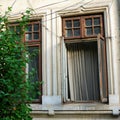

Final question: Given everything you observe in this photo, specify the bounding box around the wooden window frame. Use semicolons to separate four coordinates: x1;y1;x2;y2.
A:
62;13;104;40
83;15;103;38
24;21;41;43
9;20;42;103
25;20;42;103
97;34;108;103
27;44;42;103
62;14;108;103
62;17;81;39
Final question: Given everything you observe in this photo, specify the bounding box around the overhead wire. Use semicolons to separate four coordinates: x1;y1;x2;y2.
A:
41;0;93;22
11;0;17;8
10;0;92;18
26;0;93;38
0;0;17;15
9;0;93;38
26;0;61;38
9;0;70;17
33;0;70;10
27;0;91;38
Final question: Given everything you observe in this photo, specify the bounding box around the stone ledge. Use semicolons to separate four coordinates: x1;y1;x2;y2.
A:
31;110;113;115
30;103;120;111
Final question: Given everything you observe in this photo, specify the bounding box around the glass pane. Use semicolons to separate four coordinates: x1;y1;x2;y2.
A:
73;20;80;27
25;33;32;40
34;33;39;40
94;27;101;34
16;26;21;34
66;20;72;28
74;29;80;36
27;25;32;32
28;46;39;99
94;18;100;25
85;18;92;26
66;29;72;37
34;24;39;31
9;26;14;32
86;27;93;35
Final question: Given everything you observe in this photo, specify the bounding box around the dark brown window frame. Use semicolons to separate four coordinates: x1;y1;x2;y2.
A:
97;34;108;103
25;21;42;103
9;20;42;103
62;14;108;103
62;13;104;40
24;21;41;43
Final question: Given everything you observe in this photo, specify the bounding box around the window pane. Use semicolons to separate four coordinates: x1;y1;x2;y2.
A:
94;27;100;34
16;26;21;34
86;28;93;35
28;46;39;99
66;29;72;37
66;20;72;28
94;18;100;25
74;29;80;36
9;26;14;32
85;18;92;26
34;33;39;40
34;24;39;31
25;33;32;40
73;20;80;27
27;25;32;32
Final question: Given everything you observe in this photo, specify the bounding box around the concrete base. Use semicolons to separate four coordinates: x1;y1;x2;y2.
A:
31;111;120;120
109;94;119;105
42;95;61;105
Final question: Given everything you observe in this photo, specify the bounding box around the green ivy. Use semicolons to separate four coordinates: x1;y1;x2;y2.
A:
0;8;34;120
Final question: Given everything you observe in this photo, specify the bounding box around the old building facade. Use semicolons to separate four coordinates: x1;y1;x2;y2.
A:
1;0;120;119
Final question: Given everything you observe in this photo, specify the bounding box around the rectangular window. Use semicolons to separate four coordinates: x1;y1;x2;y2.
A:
64;17;81;38
25;21;41;41
62;14;108;103
84;15;103;37
62;14;103;40
9;21;42;103
25;21;42;103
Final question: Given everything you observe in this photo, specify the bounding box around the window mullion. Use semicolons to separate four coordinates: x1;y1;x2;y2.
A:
92;17;94;35
72;20;74;37
32;23;33;40
81;17;84;38
100;16;103;36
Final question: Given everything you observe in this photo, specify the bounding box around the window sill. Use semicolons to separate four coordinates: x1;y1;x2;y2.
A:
30;104;120;117
31;110;120;116
30;103;120;113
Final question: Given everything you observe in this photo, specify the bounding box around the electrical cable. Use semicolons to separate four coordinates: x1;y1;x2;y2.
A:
26;0;93;38
8;0;93;38
9;0;70;17
26;0;85;38
11;0;17;8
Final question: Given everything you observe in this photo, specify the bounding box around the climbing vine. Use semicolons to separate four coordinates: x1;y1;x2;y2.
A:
0;7;33;120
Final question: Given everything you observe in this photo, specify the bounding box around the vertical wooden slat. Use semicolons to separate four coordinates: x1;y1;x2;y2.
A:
97;34;108;103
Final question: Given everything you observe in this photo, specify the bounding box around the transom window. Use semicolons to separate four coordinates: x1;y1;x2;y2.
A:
64;17;81;38
25;21;41;41
62;14;103;39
